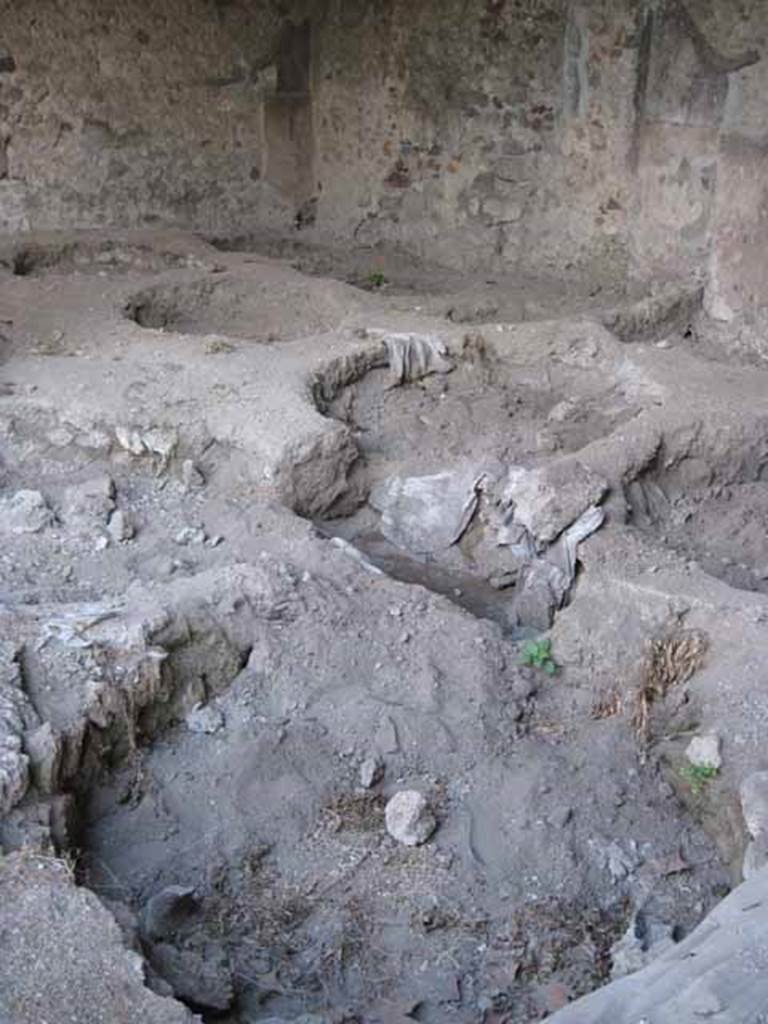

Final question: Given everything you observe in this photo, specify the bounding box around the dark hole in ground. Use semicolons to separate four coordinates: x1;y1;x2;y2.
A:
626;445;768;594
9;242;189;277
124;275;345;340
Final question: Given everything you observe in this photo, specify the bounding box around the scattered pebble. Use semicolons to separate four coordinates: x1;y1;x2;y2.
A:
385;790;437;846
185;703;225;735
175;526;207;546
107;509;134;543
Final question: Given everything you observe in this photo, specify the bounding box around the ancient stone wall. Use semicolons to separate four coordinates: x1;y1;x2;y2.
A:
1;0;768;312
0;0;293;234
311;0;638;285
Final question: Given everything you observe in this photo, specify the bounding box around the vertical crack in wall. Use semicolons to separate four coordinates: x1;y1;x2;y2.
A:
630;4;654;171
563;4;589;120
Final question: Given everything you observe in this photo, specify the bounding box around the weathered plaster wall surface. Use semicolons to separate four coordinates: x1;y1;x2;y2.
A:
311;0;638;283
1;0;768;313
0;0;293;234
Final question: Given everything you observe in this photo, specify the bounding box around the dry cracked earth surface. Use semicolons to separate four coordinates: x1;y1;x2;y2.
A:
2;230;768;1023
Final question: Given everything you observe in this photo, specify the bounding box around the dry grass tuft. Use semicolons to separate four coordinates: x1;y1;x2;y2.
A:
591;689;623;720
633;628;708;748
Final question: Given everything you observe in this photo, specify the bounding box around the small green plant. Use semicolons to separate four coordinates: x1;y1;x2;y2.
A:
367;271;387;289
520;637;558;676
680;762;719;794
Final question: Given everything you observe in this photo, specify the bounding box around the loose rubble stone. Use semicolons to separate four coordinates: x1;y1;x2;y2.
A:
61;475;115;524
385;790;436;846
686;733;722;771
181;459;205;490
0;490;54;534
107;508;134;542
143;427;178;463
185;703;224;735
503;459;608;544
115;425;146;455
360;755;384;789
174;526;207;546
24;722;61;794
606;841;640;883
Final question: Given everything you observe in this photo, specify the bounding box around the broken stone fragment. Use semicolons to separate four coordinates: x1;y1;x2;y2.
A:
502;459;608;545
114;425;146;455
370;466;482;554
360;755;385;789
685;733;722;771
385;790;437;846
61;475;115;525
605;840;640;883
180;458;204;490
174;526;206;546
185;702;224;735
107;509;134;543
0;489;54;534
24;722;61;794
142;427;178;463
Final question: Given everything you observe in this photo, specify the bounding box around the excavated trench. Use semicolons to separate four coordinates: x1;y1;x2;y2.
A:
208;233;635;325
313;336;638;632
626;434;768;595
124;275;352;342
1;239;194;277
1;248;758;1023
